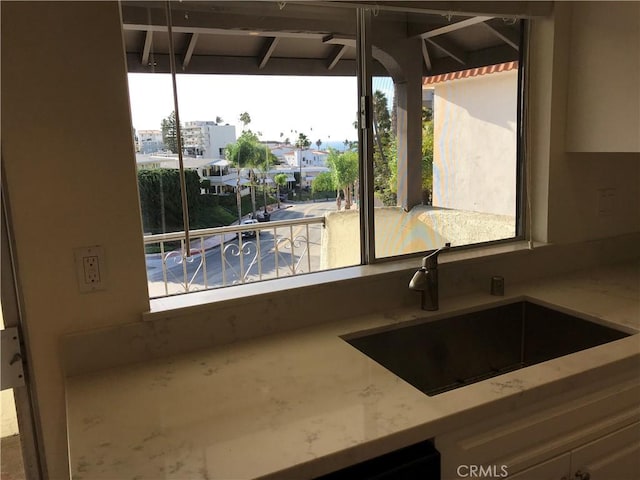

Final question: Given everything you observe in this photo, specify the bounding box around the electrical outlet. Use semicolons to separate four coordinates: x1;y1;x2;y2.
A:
74;246;106;293
83;255;101;284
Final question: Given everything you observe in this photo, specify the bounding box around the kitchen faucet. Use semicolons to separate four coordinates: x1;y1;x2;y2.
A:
409;243;451;311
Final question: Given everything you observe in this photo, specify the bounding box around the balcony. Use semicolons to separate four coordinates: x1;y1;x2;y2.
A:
144;216;324;298
143;203;514;299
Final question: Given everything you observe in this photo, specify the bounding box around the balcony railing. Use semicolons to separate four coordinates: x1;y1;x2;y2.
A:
143;216;325;298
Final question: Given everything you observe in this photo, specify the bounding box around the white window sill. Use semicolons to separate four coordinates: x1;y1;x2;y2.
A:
143;240;541;322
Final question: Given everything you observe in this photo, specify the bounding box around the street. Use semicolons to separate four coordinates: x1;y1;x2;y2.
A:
146;199;337;297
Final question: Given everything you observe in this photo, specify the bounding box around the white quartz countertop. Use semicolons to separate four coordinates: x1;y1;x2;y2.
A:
66;262;640;479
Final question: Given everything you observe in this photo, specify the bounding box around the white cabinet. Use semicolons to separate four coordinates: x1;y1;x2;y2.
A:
506;422;640;480
437;375;640;480
565;2;640;152
507;453;570;480
571;422;640;480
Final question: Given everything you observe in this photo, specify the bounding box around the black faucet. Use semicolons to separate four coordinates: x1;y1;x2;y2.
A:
408;243;451;311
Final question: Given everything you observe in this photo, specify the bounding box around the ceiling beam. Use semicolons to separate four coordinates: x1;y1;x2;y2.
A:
126;53;389;76
182;33;199;70
310;1;552;18
425;37;467;65
421;39;432;71
323;34;357;48
411;16;493;38
141;30;153;66
327;44;349;70
121;5;356;39
124;23;328;40
480;22;520;51
259;37;280;69
422;44;518;76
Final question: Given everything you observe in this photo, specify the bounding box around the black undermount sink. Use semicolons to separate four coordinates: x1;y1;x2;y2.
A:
343;301;630;396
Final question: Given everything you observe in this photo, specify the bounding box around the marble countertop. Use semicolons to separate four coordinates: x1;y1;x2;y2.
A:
66;262;639;479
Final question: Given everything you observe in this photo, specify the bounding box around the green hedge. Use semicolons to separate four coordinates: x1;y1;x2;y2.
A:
138;170;277;235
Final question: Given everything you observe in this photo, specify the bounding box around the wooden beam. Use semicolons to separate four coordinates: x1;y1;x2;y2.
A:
182;33;199;70
480;22;520;51
125;53;390;76
323;34;357;48
258;37;280;69
412;16;493;38
141;30;152;66
121;5;356;39
327;45;349;70
423;44;519;76
425;36;467;65
124;22;327;40
421;39;432;71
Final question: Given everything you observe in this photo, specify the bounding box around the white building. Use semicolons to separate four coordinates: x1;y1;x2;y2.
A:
283;148;329;168
426;61;519;217
182;121;236;159
137;129;164;154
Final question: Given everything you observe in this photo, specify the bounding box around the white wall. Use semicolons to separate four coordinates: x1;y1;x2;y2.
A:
1;3;150;477
206;124;236;159
431;70;518;216
529;2;640;244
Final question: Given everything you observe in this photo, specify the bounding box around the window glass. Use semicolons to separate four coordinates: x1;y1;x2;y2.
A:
121;1;360;297
370;10;522;259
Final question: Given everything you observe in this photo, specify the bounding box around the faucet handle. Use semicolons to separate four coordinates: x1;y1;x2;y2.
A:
422;242;451;269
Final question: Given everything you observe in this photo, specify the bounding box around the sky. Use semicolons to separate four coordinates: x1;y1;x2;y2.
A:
127;73;362;143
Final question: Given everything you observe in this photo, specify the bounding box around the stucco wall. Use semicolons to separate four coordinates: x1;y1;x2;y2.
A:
323;207;515;269
431;70;518;216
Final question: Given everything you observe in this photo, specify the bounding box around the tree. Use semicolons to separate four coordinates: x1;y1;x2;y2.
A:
161;111;180;153
295;133;311;194
215;116;224;124
137;169;200;234
225;131;275;219
274;173;288;209
239;112;251;131
372;90;395;206
316;139;322;150
312;172;335;197
421;118;434;204
295;132;311;150
327;149;358;210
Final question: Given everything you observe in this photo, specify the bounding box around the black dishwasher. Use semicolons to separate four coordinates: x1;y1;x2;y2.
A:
314;440;440;480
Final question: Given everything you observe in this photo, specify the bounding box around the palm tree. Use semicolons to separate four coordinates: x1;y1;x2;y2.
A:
328;149;358;210
295;133;311;196
274;173;288;209
225;131;268;221
316;139;322;150
239;112;251;131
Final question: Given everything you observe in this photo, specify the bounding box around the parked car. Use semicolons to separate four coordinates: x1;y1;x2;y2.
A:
238;218;258;239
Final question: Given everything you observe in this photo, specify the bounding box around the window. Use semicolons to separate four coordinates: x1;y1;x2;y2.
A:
121;1;525;298
368;11;524;260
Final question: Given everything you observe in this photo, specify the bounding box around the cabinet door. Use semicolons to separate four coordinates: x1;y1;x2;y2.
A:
571;422;640;480
507;453;570;480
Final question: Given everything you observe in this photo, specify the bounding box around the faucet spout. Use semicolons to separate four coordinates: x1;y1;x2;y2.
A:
409;242;450;311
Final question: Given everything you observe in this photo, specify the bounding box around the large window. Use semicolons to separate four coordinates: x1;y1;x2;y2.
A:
121;1;525;298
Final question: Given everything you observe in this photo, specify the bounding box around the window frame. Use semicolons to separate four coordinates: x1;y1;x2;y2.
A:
126;2;529;299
